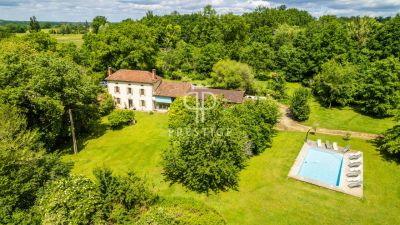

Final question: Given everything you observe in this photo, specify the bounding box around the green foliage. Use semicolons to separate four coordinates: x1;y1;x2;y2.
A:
163;97;248;194
290;87;311;121
229;99;280;155
29;16;41;32
93;167;158;224
0;40;100;148
0;105;71;224
376;123;400;160
356;57;400;117
136;197;226;225
35;176;101;225
312;60;358;107
210;59;255;91
91;16;107;34
98;91;114;116
22;32;57;51
108;109;135;129
83;20;158;72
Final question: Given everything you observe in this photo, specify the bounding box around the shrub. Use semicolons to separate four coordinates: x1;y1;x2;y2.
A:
35;176;101;225
290;87;310;121
99;92;114;116
108;110;135;129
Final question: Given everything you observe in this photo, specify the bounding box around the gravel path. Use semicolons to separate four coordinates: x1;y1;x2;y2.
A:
277;105;379;140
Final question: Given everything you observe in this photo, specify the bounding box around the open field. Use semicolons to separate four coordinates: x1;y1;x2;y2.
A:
50;33;83;46
64;112;400;225
14;30;84;47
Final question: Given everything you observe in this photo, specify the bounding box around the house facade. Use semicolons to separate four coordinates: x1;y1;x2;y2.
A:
105;68;245;111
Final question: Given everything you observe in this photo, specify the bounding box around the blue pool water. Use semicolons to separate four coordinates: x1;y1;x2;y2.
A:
298;148;343;186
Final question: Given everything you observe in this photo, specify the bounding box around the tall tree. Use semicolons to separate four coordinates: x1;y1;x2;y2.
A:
29;16;40;32
163;97;248;194
0;105;71;224
290;87;311;121
210;59;255;91
91;16;107;34
312;60;358;107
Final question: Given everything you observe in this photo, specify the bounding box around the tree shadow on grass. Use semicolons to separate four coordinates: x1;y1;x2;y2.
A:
76;121;109;151
370;136;400;165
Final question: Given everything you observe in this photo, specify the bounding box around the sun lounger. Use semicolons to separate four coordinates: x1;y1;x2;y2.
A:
326;140;331;149
348;181;362;188
317;139;322;147
343;144;350;153
346;177;361;182
349;157;362;163
333;142;339;151
348;161;362;168
349;168;361;173
349;151;362;160
346;172;359;177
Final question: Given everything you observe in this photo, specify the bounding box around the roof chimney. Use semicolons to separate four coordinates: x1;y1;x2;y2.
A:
108;67;112;76
152;69;156;79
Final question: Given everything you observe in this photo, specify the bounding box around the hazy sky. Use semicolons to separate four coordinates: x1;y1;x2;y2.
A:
0;0;399;22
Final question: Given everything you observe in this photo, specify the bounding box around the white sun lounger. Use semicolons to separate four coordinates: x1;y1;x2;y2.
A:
346;172;359;177
343;144;350;153
349;168;361;173
349;151;362;160
346;176;361;182
317;139;322;147
333;142;339;151
348;161;362;168
349;157;362;163
348;181;362;188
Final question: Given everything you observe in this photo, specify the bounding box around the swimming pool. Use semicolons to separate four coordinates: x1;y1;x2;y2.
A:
298;148;343;186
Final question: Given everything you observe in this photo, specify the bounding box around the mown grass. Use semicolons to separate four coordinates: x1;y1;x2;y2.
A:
64;112;400;225
284;82;395;134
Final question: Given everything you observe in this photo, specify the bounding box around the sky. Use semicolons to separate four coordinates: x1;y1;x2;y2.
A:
0;0;399;22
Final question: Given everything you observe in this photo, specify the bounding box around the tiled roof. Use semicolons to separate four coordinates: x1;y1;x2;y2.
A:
105;69;161;83
189;88;245;104
154;81;192;97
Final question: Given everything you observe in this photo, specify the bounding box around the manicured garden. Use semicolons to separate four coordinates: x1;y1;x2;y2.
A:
65;112;400;225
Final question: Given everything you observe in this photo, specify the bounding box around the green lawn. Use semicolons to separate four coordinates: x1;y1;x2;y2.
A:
283;82;395;134
64;112;400;225
304;99;395;134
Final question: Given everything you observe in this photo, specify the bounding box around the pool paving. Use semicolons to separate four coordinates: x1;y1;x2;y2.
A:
288;141;363;198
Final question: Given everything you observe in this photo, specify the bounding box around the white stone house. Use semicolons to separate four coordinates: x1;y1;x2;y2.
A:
105;68;245;111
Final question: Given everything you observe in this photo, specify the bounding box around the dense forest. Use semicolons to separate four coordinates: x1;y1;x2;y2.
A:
1;4;400;224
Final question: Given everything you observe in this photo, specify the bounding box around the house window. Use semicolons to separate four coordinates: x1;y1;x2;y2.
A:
141;100;146;107
140;89;145;96
127;87;132;94
128;99;133;108
116;98;121;104
114;86;120;93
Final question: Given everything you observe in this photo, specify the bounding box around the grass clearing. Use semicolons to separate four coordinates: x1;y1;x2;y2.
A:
283;82;395;134
64;112;400;225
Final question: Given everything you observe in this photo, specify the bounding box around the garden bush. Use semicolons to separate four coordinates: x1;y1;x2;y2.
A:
108;110;135;129
290;87;310;121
